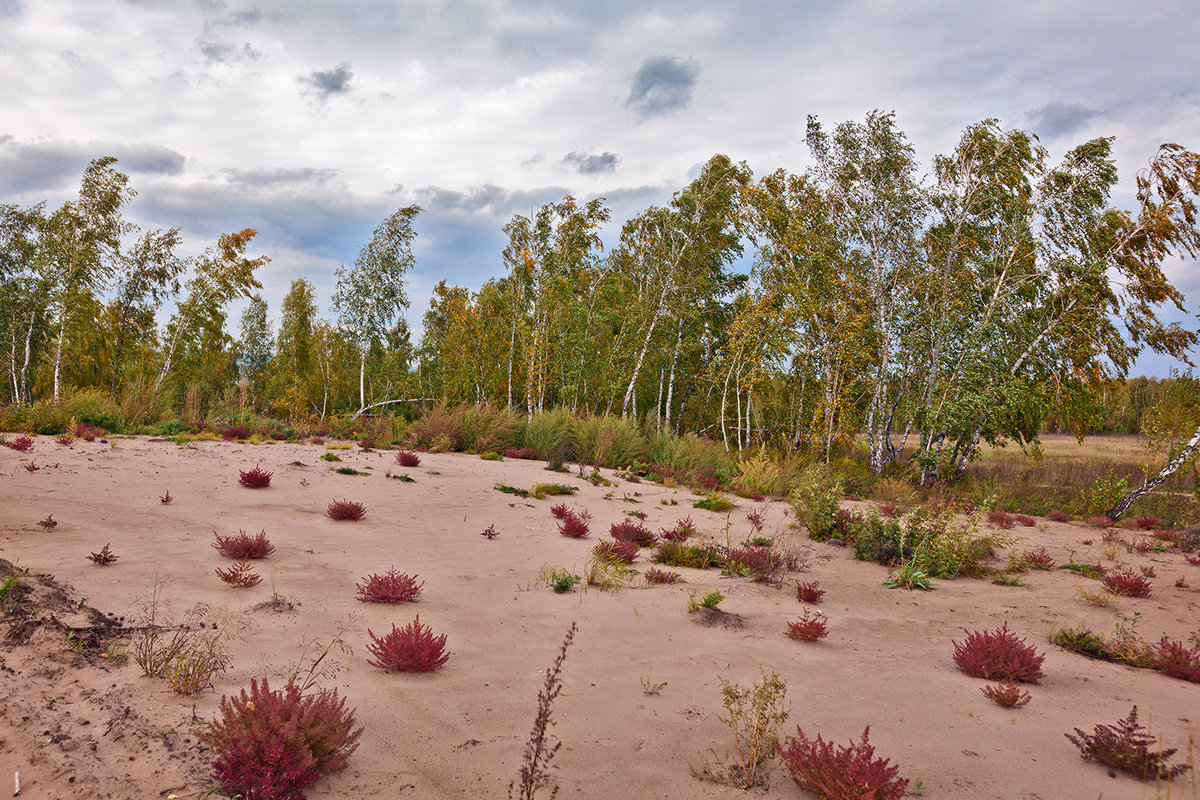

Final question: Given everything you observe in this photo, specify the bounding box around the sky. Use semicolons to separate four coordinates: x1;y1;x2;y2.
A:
1;0;1198;375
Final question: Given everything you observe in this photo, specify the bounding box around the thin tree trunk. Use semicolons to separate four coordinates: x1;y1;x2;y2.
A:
1108;423;1200;519
665;321;682;430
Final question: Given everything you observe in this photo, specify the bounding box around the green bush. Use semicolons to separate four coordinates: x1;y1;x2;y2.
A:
789;466;845;541
576;414;645;469
1075;470;1130;517
735;450;788;497
849;511;904;564
851;504;1002;579
644;431;733;480
31;400;70;434
522;408;578;465
461;405;520;453
62;388;123;431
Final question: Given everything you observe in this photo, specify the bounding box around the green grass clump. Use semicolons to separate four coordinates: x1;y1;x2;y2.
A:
494;483;531;498
322;452;341;462
533;483;577;499
694;493;735;512
480;451;503;461
335;466;366;476
653;541;726;569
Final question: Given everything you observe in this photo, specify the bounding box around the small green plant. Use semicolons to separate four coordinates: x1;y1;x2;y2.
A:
532;482;577;499
686;590;725;613
640;677;668;695
480;451;503;461
335;466;366;476
495;483;531;498
321;452;341;462
692;668;788;789
103;641;130;664
388;472;416;482
694;493;735;512
66;630;86;656
883;562;932;590
552;573;582;594
1074;587;1114;608
0;575;19;608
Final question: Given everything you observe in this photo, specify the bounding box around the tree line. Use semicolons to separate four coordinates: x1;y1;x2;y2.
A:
4;114;1199;480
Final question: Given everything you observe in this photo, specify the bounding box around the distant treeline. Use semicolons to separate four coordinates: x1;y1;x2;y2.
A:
4;114;1200;480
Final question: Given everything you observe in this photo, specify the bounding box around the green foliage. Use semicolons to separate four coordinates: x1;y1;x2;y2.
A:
694;493;735;512
654;542;726;569
576;414;645;469
686;590;725;612
532;482;576;499
335;466;366;476
494;483;531;498
789;465;845;540
551;573;581;594
0;575;18;608
321;452;341;462
640;677;668;695
521;408;577;464
734;450;788;496
883;562;932;590
62;388;122;430
693;669;789;789
1076;470;1130;517
480;451;503;461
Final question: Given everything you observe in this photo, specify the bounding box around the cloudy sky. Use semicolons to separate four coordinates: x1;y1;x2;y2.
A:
2;0;1198;374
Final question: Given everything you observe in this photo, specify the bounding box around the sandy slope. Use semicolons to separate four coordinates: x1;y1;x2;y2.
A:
0;434;1197;800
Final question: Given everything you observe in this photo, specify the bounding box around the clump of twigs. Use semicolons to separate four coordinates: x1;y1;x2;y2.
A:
87;543;119;565
693;668;789;789
160;489;173;504
1066;705;1192;781
509;622;578;800
38;514;58;531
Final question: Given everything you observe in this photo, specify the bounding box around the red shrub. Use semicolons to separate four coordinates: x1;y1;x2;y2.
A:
327;499;366;521
644;567;682;585
1080;538;1094;545
952;623;1045;683
878;502;898;518
87;543;118;565
4;435;34;452
1133;539;1154;554
610;521;656;547
746;511;765;533
1134;515;1162;530
357;438;375;450
628;510;647;520
696;475;719;491
222;426;250;440
481;524;499;539
981;680;1031;709
550;503;571;519
726;546;778;580
750;493;766;502
1177;576;1190;588
395;450;421;467
1100;528;1122;543
1023;547;1055;570
201;678;361;799
504;446;539;459
24;461;40;472
1153;529;1180;543
558;512;590;539
1102;571;1152;598
1047;509;1071;522
1119;517;1140;530
778;726;908;800
311;436;325;445
986;509;1014;529
786;610;829;642
1066;706;1192;781
676;516;698;538
1139;565;1156;578
796;580;825;603
1013;514;1036;527
238;465;273;488
1186;554;1200;566
660;527;688;543
355;569;423;603
366;616;449;672
1087;516;1115;529
56;434;74;446
212;530;276;559
592;539;638;565
1152;638;1200;683
37;514;57;530
216;561;262;588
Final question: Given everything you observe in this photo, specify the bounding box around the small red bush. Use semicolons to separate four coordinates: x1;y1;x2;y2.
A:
675;516;698;538
696;475;719;491
201;678;361;799
24;461;40;472
1153;529;1180;543
796;580;825;603
644;567;682;585
238;465;273;488
981;680;1031;708
505;446;538;459
1133;539;1154;554
357;438;375;450
1023;547;1055;570
216;561;262;588
610;521;656;547
1013;514;1036;527
750;493;766;502
746;511;765;532
778;725;908;800
311;436;325;445
1186;554;1200;566
1087;516;1115;529
786;610;828;642
558;512;590;539
1140;565;1156;578
327;499;366;521
1102;570;1152;597
952;623;1045;683
355;569;423;603
1134;515;1162;530
986;509;1014;529
660;527;688;543
222;426;250;440
1152;637;1200;683
592;539;638;565
878;502;898;518
726;546;778;580
56;434;74;446
1047;509;1071;522
1066;705;1191;781
87;543;118;565
4;435;34;452
550;503;571;519
212;530;275;559
481;524;499;539
395;450;421;467
37;514;57;530
366;616;449;672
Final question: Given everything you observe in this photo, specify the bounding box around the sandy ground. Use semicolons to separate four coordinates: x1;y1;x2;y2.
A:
1;434;1198;800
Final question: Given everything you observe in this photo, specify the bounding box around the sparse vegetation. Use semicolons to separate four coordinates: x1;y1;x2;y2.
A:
693;669;788;789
